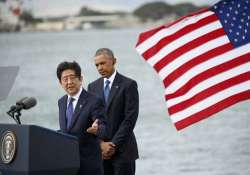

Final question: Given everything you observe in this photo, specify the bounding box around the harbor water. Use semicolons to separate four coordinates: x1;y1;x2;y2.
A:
0;28;250;175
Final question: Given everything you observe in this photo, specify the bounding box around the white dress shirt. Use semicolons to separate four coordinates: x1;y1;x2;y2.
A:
67;87;83;111
104;70;117;89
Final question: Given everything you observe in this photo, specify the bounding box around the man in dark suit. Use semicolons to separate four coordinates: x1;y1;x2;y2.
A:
88;48;139;175
57;61;109;175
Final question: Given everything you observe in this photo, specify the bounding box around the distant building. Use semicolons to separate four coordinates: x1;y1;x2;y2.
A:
34;21;64;31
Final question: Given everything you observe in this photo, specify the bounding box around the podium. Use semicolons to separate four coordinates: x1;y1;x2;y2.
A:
0;124;80;175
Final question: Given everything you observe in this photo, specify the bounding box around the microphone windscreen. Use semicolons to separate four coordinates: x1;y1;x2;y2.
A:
22;97;37;109
16;97;28;105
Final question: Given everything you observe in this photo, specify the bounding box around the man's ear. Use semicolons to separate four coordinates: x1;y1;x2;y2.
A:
113;58;117;65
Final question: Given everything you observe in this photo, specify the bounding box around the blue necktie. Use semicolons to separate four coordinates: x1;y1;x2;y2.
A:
66;97;74;129
104;80;110;104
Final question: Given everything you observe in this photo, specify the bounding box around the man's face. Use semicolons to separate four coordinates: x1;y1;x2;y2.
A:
60;69;82;96
94;54;116;78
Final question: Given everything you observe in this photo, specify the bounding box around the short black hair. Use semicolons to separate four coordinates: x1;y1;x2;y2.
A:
56;61;81;81
95;48;114;58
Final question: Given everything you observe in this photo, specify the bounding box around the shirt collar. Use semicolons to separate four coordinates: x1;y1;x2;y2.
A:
104;70;117;87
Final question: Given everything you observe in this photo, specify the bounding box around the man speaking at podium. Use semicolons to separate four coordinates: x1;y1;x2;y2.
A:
56;61;109;175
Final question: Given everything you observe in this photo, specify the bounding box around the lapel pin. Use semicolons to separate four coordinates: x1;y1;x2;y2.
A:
115;85;119;88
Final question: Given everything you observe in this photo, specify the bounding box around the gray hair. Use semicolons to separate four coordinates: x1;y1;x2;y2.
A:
95;48;114;59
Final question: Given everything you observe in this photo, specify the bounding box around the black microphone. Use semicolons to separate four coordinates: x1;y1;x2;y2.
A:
21;97;37;109
16;97;28;106
6;97;37;124
7;97;28;113
8;97;37;113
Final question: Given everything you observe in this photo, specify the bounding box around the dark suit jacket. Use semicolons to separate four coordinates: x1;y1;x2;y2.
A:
88;72;139;164
58;89;109;175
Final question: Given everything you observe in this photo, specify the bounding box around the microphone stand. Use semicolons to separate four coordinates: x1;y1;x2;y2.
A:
6;109;22;124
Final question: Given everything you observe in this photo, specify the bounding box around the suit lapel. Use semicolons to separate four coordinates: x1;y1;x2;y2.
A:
68;89;88;130
61;96;68;131
106;73;121;110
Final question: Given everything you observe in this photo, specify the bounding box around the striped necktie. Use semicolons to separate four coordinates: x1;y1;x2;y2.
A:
66;97;75;129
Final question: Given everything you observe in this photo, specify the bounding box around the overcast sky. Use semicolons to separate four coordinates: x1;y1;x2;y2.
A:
20;0;219;17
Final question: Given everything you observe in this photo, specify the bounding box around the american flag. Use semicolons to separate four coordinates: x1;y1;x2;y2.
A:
135;0;250;131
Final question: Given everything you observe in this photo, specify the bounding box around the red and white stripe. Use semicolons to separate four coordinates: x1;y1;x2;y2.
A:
136;9;250;130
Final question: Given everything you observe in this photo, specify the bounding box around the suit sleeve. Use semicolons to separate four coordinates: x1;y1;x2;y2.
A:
112;80;139;149
91;98;110;140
